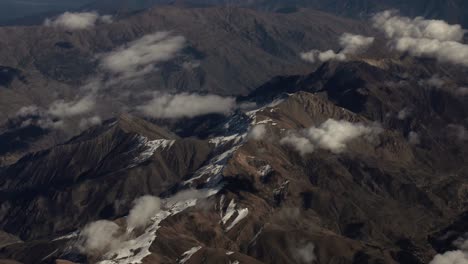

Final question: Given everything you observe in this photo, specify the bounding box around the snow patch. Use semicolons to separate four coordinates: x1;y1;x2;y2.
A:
220;199;249;231
130;136;175;167
226;208;249;231
178;246;202;264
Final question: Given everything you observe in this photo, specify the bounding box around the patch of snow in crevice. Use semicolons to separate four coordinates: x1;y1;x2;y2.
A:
221;199;237;225
52;231;78;241
97;188;219;264
248;226;264;247
209;134;242;147
226;208;249;231
255;118;274;125
220;199;249;232
230;261;240;264
226;251;234;255
178;246;202;264
258;165;272;177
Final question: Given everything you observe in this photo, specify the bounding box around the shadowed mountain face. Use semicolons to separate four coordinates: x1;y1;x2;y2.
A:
0;57;466;263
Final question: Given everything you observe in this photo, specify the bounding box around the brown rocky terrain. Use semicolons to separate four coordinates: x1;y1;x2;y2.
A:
0;57;466;263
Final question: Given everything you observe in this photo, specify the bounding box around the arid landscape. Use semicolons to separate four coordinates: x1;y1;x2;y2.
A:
0;1;467;264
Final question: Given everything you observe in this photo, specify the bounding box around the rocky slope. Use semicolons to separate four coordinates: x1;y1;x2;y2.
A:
0;58;466;263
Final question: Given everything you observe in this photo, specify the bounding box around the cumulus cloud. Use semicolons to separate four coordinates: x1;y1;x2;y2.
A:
280;133;316;155
372;11;468;66
430;236;468;264
14;93;97;131
281;119;382;155
248;125;267;140
127;195;161;231
430;250;468;264
138;92;236;119
292;242;316;264
339;33;376;54
300;33;374;63
300;50;346;63
44;12;112;30
80;220;122;254
373;10;465;42
99;32;186;79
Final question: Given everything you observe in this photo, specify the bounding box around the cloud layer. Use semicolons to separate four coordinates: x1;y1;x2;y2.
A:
373;11;468;66
138;92;236;119
301;33;374;63
44;12;112;30
281;119;382;155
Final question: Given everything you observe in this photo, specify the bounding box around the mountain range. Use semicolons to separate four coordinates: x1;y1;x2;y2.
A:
0;1;467;264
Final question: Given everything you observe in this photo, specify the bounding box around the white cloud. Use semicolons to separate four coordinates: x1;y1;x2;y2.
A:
127;195;161;231
14;93;97;131
44;12;112;30
372;10;465;42
293;242;316;264
300;50;346;63
138;92;236;119
339;33;375;54
300;33;374;63
99;32;186;79
79;115;102;130
80;220;122;254
281;119;382;155
394;38;468;66
430;236;468;264
373;11;468;66
48;95;96;119
280;133;316;155
430;250;468;264
248;125;267;141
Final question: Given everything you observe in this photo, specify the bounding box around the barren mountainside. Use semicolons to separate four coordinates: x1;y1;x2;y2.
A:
0;2;467;264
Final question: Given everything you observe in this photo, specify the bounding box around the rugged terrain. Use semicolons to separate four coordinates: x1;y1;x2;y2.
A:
0;2;467;264
0;56;466;263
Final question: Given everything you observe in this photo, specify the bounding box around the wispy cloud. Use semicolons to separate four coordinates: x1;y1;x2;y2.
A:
301;33;374;63
99;32;186;80
44;12;112;30
138;92;236;119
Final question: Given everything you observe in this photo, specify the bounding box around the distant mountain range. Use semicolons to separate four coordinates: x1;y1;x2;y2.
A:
2;0;468;28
